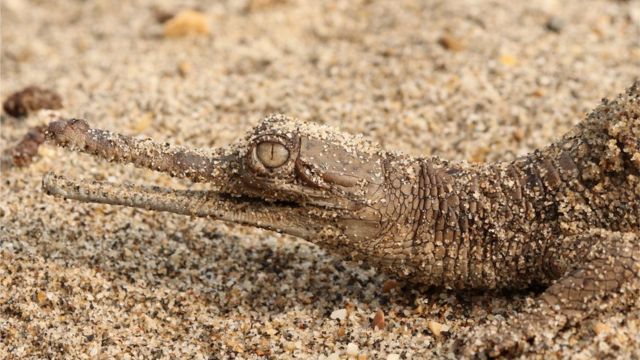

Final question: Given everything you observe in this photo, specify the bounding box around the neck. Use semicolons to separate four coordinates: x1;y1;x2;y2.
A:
409;86;639;290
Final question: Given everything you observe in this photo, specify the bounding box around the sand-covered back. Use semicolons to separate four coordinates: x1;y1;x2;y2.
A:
1;0;639;358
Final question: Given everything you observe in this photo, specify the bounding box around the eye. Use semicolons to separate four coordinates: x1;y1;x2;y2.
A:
256;141;289;168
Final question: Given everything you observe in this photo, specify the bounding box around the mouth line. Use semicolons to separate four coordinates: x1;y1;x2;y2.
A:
216;192;304;209
42;172;312;212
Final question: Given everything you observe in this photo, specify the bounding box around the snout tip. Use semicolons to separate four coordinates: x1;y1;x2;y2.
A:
45;118;91;143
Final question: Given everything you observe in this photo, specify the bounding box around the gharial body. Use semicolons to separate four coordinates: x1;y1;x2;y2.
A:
4;83;639;357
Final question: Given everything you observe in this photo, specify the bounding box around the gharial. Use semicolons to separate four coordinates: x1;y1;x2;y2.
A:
2;82;639;357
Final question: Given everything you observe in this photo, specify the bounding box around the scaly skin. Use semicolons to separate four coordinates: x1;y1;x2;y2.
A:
4;82;639;357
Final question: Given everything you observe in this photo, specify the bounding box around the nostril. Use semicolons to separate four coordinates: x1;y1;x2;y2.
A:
45;118;93;151
47;118;90;139
67;118;90;132
46;120;66;139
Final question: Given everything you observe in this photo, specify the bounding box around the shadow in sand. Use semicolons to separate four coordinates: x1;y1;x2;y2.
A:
5;204;539;323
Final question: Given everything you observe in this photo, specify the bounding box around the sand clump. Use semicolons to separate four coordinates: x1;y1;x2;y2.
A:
3;86;62;118
1;0;639;358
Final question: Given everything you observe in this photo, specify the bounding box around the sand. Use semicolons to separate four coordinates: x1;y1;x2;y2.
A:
1;0;639;358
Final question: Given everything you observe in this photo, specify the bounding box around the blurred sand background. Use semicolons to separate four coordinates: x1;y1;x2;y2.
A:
1;0;639;358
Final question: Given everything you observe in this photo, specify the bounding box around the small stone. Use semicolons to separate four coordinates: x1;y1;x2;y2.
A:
499;54;518;66
153;8;175;23
512;128;526;142
372;309;385;330
163;10;210;37
337;325;346;337
346;342;359;357
382;279;398;293
3;86;63;117
327;352;341;360
35;290;47;305
594;322;613;335
545;17;565;33
357;355;367;360
531;88;545;97
178;62;192;77
427;320;449;337
330;308;347;321
438;34;465;52
387;354;400;360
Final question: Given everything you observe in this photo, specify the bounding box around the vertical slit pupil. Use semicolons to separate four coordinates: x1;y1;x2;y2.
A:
256;141;289;168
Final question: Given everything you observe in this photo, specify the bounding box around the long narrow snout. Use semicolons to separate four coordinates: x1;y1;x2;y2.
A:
46;118;239;185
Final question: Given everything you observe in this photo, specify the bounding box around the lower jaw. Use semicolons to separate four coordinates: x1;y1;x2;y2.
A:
42;172;328;239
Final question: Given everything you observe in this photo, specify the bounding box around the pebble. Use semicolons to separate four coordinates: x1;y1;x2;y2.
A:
382;279;398;293
346;342;359;357
373;309;385;330
594;322;613;336
35;290;47;305
153;8;175;23
330;308;347;321
427;320;449;338
178;62;192;77
545;16;565;33
438;34;465;52
499;54;518;66
163;10;210;37
387;353;400;360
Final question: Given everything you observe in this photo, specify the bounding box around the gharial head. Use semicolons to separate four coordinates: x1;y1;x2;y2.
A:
43;114;403;252
224;114;386;210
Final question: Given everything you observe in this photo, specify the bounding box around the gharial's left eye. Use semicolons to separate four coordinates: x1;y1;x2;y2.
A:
256;141;289;168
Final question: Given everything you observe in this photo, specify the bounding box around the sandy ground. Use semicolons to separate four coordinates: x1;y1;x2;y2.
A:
1;0;639;358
